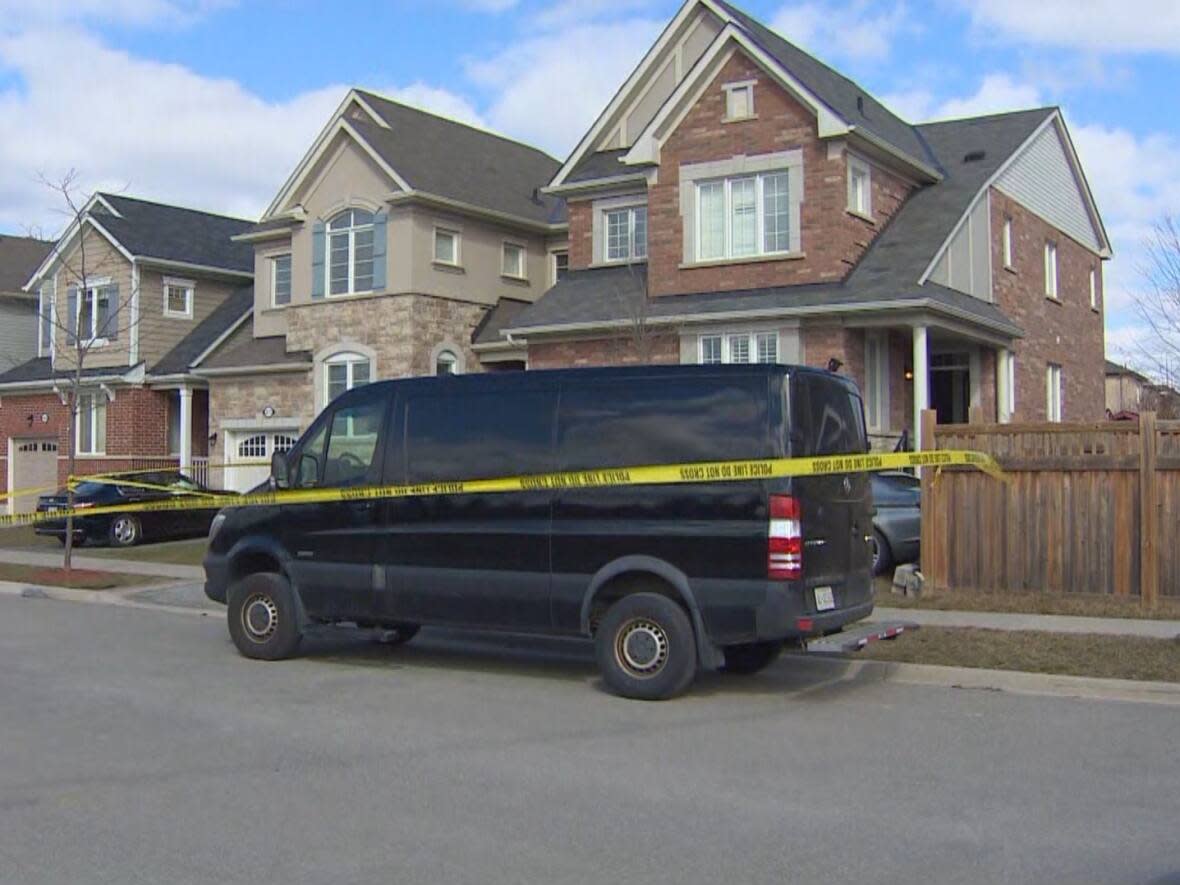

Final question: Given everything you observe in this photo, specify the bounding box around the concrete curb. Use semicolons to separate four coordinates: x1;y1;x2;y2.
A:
787;654;1180;707
0;580;216;618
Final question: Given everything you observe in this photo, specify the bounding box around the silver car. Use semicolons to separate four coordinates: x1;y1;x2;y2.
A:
870;471;920;576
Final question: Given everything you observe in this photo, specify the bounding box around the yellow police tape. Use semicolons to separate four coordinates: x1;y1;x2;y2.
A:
0;462;274;504
0;448;1003;530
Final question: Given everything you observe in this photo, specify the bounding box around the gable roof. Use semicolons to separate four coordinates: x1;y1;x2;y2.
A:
0;234;53;294
94;194;255;273
149;285;254;376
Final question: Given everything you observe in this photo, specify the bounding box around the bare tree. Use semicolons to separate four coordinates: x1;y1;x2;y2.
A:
1133;215;1180;378
609;260;677;364
37;171;141;571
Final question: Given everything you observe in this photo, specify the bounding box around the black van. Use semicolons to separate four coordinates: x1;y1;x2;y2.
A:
204;365;875;700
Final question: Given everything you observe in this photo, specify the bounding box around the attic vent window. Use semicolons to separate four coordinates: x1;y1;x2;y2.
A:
963;150;986;163
722;81;756;122
856;96;864;114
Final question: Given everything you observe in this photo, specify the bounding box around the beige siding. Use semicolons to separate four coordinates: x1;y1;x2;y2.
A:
50;227;134;371
136;268;242;368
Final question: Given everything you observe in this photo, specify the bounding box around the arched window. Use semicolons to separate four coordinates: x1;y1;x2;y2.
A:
327;208;375;295
325;351;371;402
435;349;460;376
238;434;267;459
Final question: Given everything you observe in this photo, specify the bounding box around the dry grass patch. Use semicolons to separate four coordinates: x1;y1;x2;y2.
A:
858;626;1180;683
877;581;1180;621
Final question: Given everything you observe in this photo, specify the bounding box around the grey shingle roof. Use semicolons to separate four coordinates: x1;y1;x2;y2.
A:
713;1;938;174
198;335;311;372
566;149;646;185
847;108;1054;297
351;92;566;226
149;286;253;375
0;234;53;293
0;357;142;386
472;297;531;346
505;264;1019;337
95;194;255;273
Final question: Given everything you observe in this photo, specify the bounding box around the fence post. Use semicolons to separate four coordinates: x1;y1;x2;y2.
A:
1139;411;1159;610
919;409;939;589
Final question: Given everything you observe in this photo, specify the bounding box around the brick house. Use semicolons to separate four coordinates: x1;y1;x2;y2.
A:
197;90;568;490
503;0;1111;447
0;194;254;513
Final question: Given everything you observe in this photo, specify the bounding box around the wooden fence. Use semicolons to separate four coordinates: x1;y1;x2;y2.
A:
919;411;1179;607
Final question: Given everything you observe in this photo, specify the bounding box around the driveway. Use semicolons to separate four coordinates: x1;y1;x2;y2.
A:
1;594;1177;885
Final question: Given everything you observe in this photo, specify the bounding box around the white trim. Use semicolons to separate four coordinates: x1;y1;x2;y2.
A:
863;330;890;433
430;341;466;376
722;79;756;121
595;196;649;264
919;111;1111;286
192;363;309;378
1044;240;1058;299
137;257;253;280
501;240;527;280
548;245;570;286
846;153;872;219
129;261;140;364
384;190;565;234
1002;214;1014;269
75;390;107;456
1046;363;1063;422
324;207;377;297
432;225;462;268
162;276;195;319
270;252;293;307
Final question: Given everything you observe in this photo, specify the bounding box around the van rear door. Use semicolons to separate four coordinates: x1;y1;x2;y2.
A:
788;372;874;604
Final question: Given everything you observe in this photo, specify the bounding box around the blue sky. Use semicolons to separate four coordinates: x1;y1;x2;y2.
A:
2;0;1178;366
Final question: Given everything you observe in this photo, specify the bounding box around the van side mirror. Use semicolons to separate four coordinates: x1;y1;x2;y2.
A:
270;451;289;490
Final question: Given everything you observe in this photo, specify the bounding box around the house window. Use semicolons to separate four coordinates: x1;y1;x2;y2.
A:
1002;216;1014;269
38;283;53;355
69;280;117;344
163;277;194;319
167;391;181;455
1044;241;1058;299
272;254;292;306
436;350;459;375
325;352;371;403
238;434;267;459
699;331;778;365
847;157;872;218
1046;364;1063;422
551;250;570;284
502;242;526;279
723;81;755;121
434;228;460;266
327;208;375;296
604;206;647;262
864;332;890;433
1089;267;1098;309
696;172;792;261
76;392;106;455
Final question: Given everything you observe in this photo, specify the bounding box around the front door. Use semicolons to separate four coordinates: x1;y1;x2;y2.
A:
930;352;971;425
280;388;389;621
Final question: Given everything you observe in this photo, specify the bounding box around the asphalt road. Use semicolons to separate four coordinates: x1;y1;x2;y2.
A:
1;595;1178;885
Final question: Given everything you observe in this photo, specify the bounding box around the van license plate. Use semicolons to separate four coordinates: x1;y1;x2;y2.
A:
814;587;835;611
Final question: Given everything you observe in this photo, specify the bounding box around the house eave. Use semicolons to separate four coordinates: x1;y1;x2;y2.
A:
192;363;310;378
386;191;567;234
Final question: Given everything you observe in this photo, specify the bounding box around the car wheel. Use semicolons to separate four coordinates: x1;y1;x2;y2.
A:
373;623;420;646
595;592;697;701
108;515;141;548
871;529;893;577
720;640;784;675
227;572;303;661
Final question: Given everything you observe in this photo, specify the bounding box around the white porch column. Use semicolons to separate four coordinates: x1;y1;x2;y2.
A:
179;386;193;474
912;325;929;450
997;347;1011;423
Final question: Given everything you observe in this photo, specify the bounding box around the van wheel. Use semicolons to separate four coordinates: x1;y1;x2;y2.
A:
721;641;784;675
595;593;697;700
227;573;303;661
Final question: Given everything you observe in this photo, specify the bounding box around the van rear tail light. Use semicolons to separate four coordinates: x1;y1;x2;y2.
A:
768;494;802;580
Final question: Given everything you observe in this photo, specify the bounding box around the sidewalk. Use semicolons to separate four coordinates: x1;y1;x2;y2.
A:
0;548;203;581
874;606;1180;640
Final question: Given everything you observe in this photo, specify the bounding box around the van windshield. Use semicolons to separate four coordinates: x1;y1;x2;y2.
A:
793;374;868;456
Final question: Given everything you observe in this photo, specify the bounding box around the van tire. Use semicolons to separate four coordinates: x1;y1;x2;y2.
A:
720;640;783;675
595;592;697;700
227;572;303;661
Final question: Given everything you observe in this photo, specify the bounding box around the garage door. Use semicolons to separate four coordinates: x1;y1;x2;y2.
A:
9;438;59;515
225;431;298;492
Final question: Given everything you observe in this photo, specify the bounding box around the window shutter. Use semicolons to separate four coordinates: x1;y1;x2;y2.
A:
66;286;77;345
371;210;388;291
103;284;119;341
311;220;326;299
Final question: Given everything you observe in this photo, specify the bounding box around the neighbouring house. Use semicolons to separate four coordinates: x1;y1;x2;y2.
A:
0;234;54;371
503;0;1111;446
196;90;567;490
1105;359;1180;419
0;194;254;514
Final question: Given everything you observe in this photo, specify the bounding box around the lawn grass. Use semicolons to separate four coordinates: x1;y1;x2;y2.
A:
0;525;60;550
0;562;158;590
857;626;1180;683
86;538;208;566
877;581;1180;621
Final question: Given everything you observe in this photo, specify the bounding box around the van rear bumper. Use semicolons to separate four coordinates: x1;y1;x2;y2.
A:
753;578;874;640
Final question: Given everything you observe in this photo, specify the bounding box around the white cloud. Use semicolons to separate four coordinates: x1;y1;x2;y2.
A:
882;74;1043;122
0;28;480;233
531;0;654;31
465;17;663;158
0;0;231;31
959;0;1180;54
770;1;910;63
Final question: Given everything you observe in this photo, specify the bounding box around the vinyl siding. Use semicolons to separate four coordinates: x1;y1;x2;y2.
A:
0;297;36;370
50;227;135;371
994;121;1103;254
136;268;241;368
929;195;993;300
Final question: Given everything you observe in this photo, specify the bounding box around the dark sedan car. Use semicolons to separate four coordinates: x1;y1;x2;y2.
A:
36;471;231;548
870;471;921;576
